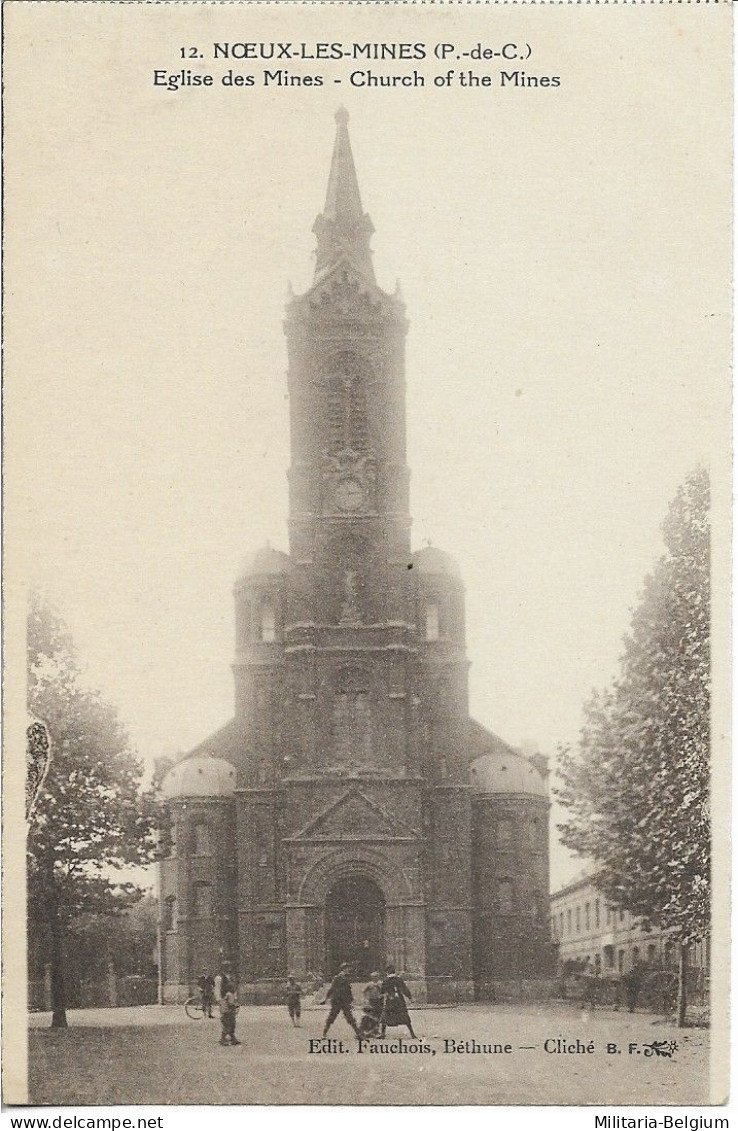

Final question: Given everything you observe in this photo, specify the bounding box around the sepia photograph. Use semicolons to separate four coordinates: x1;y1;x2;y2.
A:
3;0;731;1112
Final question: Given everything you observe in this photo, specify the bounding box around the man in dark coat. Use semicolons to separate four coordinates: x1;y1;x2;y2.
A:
380;966;418;1039
285;974;303;1028
322;962;361;1038
197;972;215;1018
625;960;645;1013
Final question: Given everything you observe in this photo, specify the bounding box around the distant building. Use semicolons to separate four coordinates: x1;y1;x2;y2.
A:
550;872;709;976
156;111;552;1004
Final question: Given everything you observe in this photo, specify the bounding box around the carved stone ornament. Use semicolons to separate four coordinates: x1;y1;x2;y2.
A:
311;265;383;318
321;447;377;513
339;569;362;625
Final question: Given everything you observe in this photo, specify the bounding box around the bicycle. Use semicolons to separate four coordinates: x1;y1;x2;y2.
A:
184;992;215;1020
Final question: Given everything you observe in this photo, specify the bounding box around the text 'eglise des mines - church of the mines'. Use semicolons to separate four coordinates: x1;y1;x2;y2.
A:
159;110;551;1004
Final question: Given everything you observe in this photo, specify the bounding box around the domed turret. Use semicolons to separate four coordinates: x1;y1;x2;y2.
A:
413;546;465;651
468;725;551;986
470;752;546;798
159;754;238;1002
161;755;237;799
237;545;292;581
412;546;462;579
233;545;291;708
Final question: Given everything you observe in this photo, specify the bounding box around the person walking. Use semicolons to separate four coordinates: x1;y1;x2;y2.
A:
285;974;303;1028
322;962;361;1038
379;966;418;1039
219;983;241;1046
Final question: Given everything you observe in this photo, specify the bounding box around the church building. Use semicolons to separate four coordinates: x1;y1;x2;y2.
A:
159;111;550;1003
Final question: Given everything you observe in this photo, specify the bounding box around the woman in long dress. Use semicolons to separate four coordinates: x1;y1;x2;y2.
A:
379;966;418;1039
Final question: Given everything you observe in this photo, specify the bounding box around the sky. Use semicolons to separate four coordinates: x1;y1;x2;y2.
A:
7;3;731;890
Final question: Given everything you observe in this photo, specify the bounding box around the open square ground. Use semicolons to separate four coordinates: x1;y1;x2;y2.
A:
28;1001;710;1106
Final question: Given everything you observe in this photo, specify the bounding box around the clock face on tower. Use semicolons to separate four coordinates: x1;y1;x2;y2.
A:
335;478;364;512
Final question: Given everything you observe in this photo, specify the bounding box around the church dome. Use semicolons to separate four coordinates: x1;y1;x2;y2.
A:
161;755;237;799
412;546;462;579
237;545;292;580
469;753;546;798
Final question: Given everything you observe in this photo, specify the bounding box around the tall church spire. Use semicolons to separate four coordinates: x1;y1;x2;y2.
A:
313;109;375;283
323;106;364;223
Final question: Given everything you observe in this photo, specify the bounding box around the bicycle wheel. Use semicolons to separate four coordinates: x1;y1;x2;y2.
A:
185;996;204;1020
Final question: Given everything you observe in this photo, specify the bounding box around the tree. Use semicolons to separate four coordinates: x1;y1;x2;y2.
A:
556;467;710;1026
27;592;157;1027
68;893;158;981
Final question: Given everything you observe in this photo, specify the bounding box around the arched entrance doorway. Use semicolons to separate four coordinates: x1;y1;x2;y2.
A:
325;876;385;979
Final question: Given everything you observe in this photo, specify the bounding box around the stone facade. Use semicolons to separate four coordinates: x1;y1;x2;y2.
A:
159;111;550;1004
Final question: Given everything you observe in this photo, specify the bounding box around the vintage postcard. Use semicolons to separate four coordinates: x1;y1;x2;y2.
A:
2;0;732;1113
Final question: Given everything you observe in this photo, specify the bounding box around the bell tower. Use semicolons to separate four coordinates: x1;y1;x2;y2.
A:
234;110;475;1001
285;109;412;644
278;108;420;779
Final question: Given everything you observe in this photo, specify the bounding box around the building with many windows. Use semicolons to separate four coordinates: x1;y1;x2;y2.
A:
550;872;709;978
157;111;551;1004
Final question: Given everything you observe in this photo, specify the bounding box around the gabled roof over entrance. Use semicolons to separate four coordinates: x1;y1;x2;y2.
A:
288;785;417;842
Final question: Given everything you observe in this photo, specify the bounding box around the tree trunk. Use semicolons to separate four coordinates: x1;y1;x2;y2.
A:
677;942;689;1028
48;885;68;1029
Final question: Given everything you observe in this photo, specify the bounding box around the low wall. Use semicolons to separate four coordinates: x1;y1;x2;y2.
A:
475;978;557;1003
29;975;158;1010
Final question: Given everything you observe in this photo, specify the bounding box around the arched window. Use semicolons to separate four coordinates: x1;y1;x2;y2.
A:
594;899;600;928
193;821;211;856
192;883;213;918
333;671;372;763
575;906;581;933
585;902;591;930
164;896;177;932
618;949;625;973
425;602;440;641
498;879;514;916
496;819;513;848
260;601;276;643
327;374;369;452
348;381;368;450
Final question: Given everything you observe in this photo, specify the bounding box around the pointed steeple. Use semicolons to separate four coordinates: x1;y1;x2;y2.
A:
313;109;375;283
323;107;364;224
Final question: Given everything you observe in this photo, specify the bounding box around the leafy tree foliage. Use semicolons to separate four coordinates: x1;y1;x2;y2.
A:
556;468;710;1021
27;592;157;1027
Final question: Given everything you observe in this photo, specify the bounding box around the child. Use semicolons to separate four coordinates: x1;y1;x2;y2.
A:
285;974;303;1027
